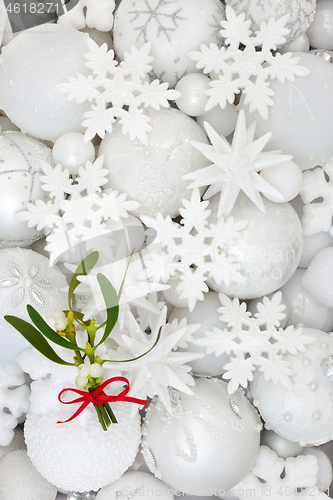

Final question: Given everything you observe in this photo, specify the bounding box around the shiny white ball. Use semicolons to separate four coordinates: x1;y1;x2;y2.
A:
196;103;238;139
96;471;174;500
52;133;95;175
259;160;303;203
175;73;211;117
301;448;333;490
0;24;91;141
302;247;333;308
306;0;333;50
260;430;303;459
279;34;310;54
299;231;333;269
162;274;188;309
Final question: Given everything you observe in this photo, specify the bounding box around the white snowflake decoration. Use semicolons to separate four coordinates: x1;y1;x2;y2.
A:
0;363;30;446
16;156;140;266
57;38;179;144
195;292;315;394
183;110;292;217
188;6;309;120
58;0;115;31
233;446;330;500
141;188;248;312
300;158;333;236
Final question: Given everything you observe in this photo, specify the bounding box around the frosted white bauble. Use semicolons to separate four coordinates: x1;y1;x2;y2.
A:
279;268;333;332
175;74;211;117
99;108;209;217
240;53;333;171
299;232;333;269
96;471;174;500
52;133;95;175
25;402;141;492
0;116;19;132
143;378;262;495
206;193;303;299
113;0;225;87
0;247;67;364
168;292;230;377
259;160;303;203
302;247;333;308
279;33;310;54
196;103;238;138
260;430;303;459
0;24;91;141
306;0;333;50
225;0;316;42
0;132;51;248
251;328;333;446
301;448;333;490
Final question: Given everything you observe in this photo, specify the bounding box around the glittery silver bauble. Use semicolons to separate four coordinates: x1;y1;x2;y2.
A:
225;0;316;42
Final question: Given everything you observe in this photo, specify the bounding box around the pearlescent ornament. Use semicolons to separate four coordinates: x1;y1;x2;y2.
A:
0;24;91;141
0;132;51;248
301;247;333;308
299;231;333;269
52;133;95;175
306;0;333;50
95;471;174;500
99;108;210;217
196;103;238;139
301;448;333;490
142;378;261;495
260;430;303;459
259;161;303;203
0;247;67;364
175;73;211;117
113;0;225;87
279;34;310;54
251;328;333;446
206;192;303;299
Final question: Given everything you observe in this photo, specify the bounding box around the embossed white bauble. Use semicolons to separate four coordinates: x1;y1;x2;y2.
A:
99;108;209;217
169;292;230;377
206;192;303;299
113;0;225;87
241;53;333;171
306;0;333;50
301;247;333;308
225;0;316;42
0;247;67;364
175;73;211;117
52;133;95;175
0;132;51;248
142;378;262;495
96;471;174;500
251;328;333;446
196;102;238;139
260;430;303;459
0;24;91;141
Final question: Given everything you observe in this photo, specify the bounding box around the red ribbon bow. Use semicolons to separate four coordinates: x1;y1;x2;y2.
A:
57;376;146;424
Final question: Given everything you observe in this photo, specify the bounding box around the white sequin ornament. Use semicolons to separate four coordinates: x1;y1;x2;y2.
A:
113;0;225;87
251;328;333;446
0;132;51;248
142;377;262;495
0;24;91;141
99;108;210;217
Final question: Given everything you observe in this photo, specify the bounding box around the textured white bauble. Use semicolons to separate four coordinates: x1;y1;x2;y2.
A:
96;471;174;500
259;161;303;203
52;133;95;175
279;33;310;54
225;0;316;42
24;402;141;492
299;232;333;269
240;53;333;171
206;193;303;299
0;247;68;364
301;448;333;490
251;328;333;446
196;103;238;138
113;0;225;87
301;247;333;308
99;108;209;217
0;24;91;141
306;0;333;50
169;292;230;377
175;73;211;117
0;132;51;248
143;378;262;495
260;430;303;459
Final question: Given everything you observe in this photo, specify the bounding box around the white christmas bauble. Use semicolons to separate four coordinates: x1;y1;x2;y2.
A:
279;34;310;54
251;328;333;446
196;103;238;139
168;292;230;377
299;231;333;269
206;193;303;299
0;132;51;248
306;0;333;50
225;0;316;42
99;108;210;217
260;430;303;459
96;471;174;500
175;73;211;117
143;378;262;495
0;24;91;141
0;247;67;364
259;161;303;203
301;247;333;308
52;133;95;175
162;274;189;309
113;0;225;87
241;53;333;171
301;448;333;490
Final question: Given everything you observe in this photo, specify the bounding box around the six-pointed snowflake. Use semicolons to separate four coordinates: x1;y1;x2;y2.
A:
300;158;333;236
195;292;315;394
183;110;292;217
57;37;179;144
58;0;115;31
188;6;309;120
141;188;248;312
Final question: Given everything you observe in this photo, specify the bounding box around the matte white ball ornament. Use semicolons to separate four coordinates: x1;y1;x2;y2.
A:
306;0;333;50
279;34;310;54
259;161;303;203
301;247;333;308
175;73;211;117
96;471;174;500
300;448;333;490
52;132;95;175
0;24;92;141
196;103;238;139
260;430;303;459
299;231;333;269
142;377;262;495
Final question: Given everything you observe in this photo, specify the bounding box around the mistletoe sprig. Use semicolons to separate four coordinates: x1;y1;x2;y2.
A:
5;251;161;430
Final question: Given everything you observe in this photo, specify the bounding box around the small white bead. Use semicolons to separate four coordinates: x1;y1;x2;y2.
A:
77;364;91;378
75;375;88;388
90;363;103;378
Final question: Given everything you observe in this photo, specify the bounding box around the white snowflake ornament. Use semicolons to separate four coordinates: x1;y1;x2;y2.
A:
58;0;116;31
183;110;293;217
188;6;309;120
141;188;248;311
57;37;179;144
195;291;315;394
